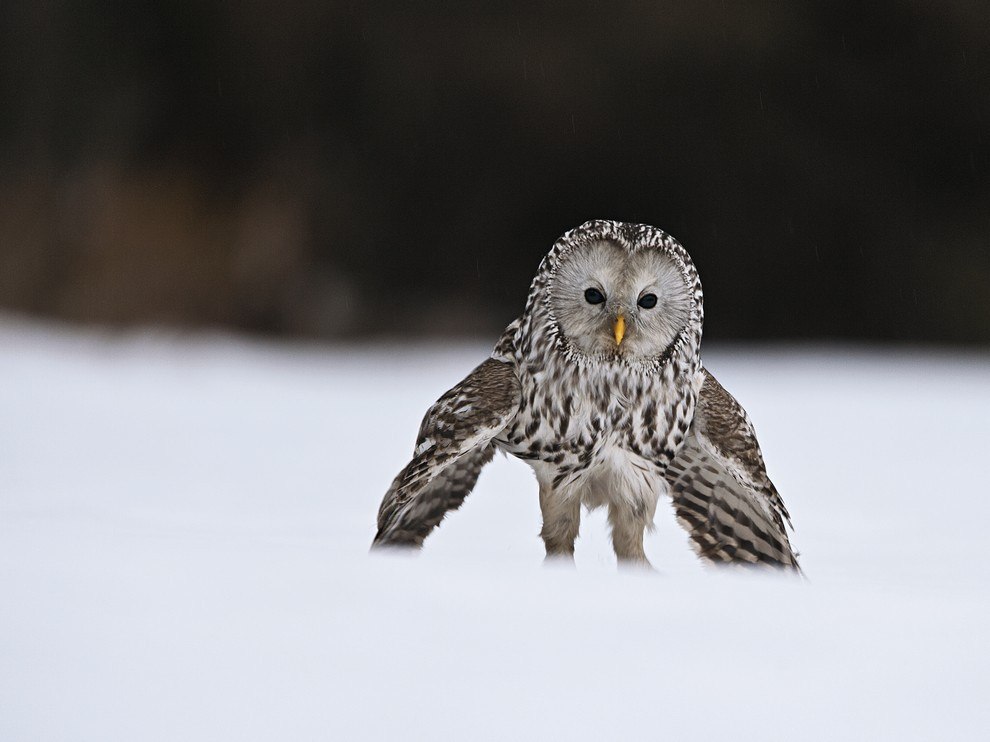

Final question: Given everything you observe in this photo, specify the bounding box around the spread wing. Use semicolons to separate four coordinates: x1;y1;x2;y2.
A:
373;358;521;548
665;369;800;570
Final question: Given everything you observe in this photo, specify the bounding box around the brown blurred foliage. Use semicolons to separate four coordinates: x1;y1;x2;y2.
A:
1;1;988;342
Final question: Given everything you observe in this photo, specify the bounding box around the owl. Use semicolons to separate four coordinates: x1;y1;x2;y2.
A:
373;220;799;569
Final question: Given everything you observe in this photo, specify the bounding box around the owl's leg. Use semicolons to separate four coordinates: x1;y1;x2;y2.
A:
608;497;656;566
539;484;581;560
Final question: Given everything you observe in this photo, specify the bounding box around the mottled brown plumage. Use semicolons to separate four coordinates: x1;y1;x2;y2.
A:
665;371;798;567
373;220;799;570
375;359;519;547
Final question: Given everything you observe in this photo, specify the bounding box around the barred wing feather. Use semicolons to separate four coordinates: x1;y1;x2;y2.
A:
666;370;800;569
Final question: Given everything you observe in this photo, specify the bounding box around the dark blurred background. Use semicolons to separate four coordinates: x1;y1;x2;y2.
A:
1;1;988;343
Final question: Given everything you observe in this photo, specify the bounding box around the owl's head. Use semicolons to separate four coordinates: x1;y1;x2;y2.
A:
541;220;702;363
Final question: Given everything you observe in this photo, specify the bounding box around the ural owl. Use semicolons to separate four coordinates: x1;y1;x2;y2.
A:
373;220;799;569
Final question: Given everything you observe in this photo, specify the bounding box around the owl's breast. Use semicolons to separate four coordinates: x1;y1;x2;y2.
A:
494;360;691;471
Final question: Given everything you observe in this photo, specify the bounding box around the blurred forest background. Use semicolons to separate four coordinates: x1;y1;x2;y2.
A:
0;1;987;343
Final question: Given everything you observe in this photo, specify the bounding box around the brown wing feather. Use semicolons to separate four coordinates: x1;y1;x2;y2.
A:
665;369;800;569
373;358;521;548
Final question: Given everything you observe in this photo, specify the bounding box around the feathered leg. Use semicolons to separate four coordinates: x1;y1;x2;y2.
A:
607;498;656;566
539;483;581;560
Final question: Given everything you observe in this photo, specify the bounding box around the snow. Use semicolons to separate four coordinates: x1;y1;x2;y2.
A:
1;316;988;741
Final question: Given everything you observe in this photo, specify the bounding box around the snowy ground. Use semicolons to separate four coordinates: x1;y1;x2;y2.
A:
1;315;988;741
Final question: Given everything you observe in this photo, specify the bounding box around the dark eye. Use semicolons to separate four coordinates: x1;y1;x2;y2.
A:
584;287;606;305
637;293;658;309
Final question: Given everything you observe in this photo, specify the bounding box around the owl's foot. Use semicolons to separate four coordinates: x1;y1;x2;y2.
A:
542;550;576;566
616;554;654;572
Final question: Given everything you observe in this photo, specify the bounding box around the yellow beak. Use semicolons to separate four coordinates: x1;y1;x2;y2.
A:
613;314;625;346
